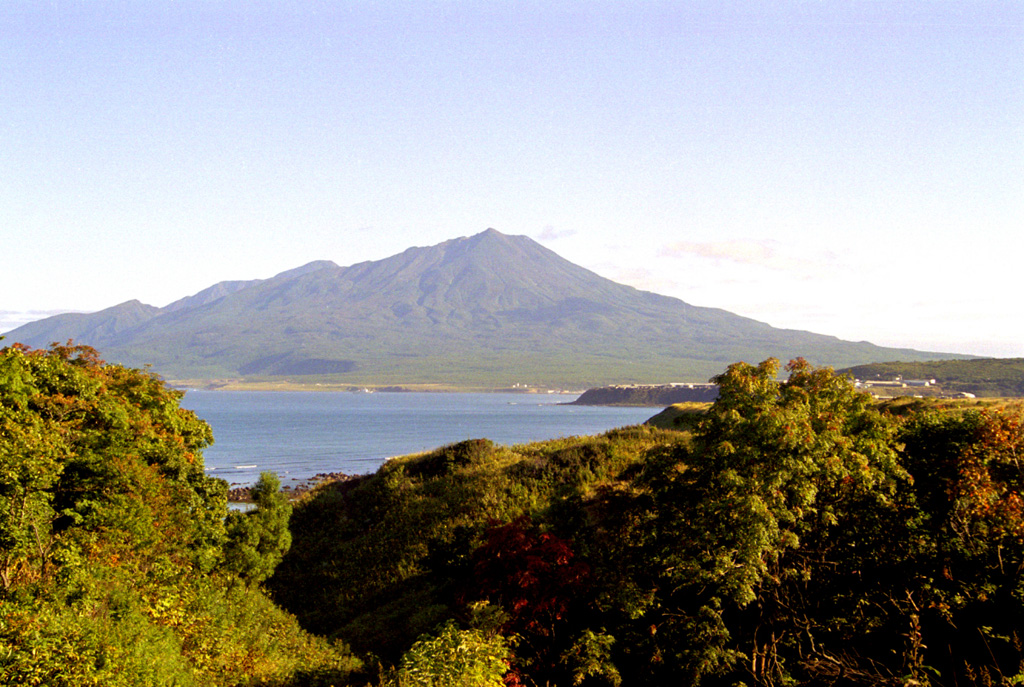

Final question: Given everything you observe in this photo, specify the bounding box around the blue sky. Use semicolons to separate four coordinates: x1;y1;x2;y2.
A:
2;1;1021;357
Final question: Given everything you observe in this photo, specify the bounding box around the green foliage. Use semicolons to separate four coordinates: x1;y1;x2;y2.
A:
0;394;64;590
223;472;293;584
0;343;359;686
47;342;1023;686
0;595;192;687
405;438;495;479
385;620;510;687
268;429;683;665
275;358;1023;687
684;357;904;607
895;406;1024;683
595;360;1024;685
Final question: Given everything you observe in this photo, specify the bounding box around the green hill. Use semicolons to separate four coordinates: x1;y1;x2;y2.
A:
6;345;1021;685
6;229;967;387
841;358;1024;397
268;359;1024;686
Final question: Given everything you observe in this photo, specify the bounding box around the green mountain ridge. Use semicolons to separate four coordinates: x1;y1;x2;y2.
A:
7;229;969;385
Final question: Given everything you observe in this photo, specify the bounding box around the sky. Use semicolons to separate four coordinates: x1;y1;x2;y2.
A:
2;1;1021;357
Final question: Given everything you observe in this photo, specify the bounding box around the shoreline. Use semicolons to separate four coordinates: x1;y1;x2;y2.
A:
226;471;361;503
171;379;587;394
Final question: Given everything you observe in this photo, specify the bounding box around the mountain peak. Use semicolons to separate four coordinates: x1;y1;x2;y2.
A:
272;260;339;279
4;232;961;384
444;228;519;252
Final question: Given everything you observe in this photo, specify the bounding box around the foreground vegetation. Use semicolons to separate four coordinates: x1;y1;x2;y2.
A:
4;342;1022;686
0;343;359;686
271;358;1024;686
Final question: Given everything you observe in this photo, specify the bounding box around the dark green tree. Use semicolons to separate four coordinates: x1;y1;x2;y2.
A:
222;471;294;584
618;358;909;685
897;407;1024;684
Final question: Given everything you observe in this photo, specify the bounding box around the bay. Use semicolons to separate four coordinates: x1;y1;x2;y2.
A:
179;391;658;488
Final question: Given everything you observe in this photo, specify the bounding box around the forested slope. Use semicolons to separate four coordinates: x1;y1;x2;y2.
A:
5;342;1021;685
0;343;360;686
271;359;1024;686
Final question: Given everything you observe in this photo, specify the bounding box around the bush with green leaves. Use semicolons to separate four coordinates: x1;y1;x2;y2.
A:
590;359;1024;685
223;472;293;584
273;357;1024;687
0;342;359;686
385;619;511;687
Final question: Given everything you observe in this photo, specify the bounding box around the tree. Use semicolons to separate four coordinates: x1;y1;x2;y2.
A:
0;342;228;587
463;516;595;684
222;471;293;584
690;358;905;604
0;343;359;685
626;358;909;685
0;346;66;589
897;407;1024;683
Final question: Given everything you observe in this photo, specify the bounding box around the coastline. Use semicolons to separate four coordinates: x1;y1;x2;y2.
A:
170;379;587;394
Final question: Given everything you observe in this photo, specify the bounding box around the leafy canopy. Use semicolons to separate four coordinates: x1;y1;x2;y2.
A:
0;342;359;686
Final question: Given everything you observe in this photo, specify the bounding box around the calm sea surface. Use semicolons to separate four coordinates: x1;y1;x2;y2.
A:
179;391;657;488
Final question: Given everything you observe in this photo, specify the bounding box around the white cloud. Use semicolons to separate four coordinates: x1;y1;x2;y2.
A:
535;225;578;241
658;239;842;277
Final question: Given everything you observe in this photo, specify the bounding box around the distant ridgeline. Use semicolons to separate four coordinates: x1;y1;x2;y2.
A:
577;357;1024;405
6;229;964;387
571;383;719;406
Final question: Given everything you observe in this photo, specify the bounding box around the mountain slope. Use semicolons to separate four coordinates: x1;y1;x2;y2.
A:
162;279;263;313
7;299;161;348
6;229;965;386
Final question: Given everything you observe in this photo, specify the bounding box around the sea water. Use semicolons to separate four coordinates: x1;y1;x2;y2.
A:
179;391;658;488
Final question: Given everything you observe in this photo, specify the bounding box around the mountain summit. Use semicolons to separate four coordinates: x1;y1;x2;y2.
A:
7;230;956;386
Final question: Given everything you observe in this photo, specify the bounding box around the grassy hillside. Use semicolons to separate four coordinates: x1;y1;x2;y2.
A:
645;401;711;430
267;428;688;663
841;357;1024;397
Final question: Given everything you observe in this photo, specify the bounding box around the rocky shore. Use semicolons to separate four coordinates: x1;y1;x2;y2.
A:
226;471;358;502
570;383;719;406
